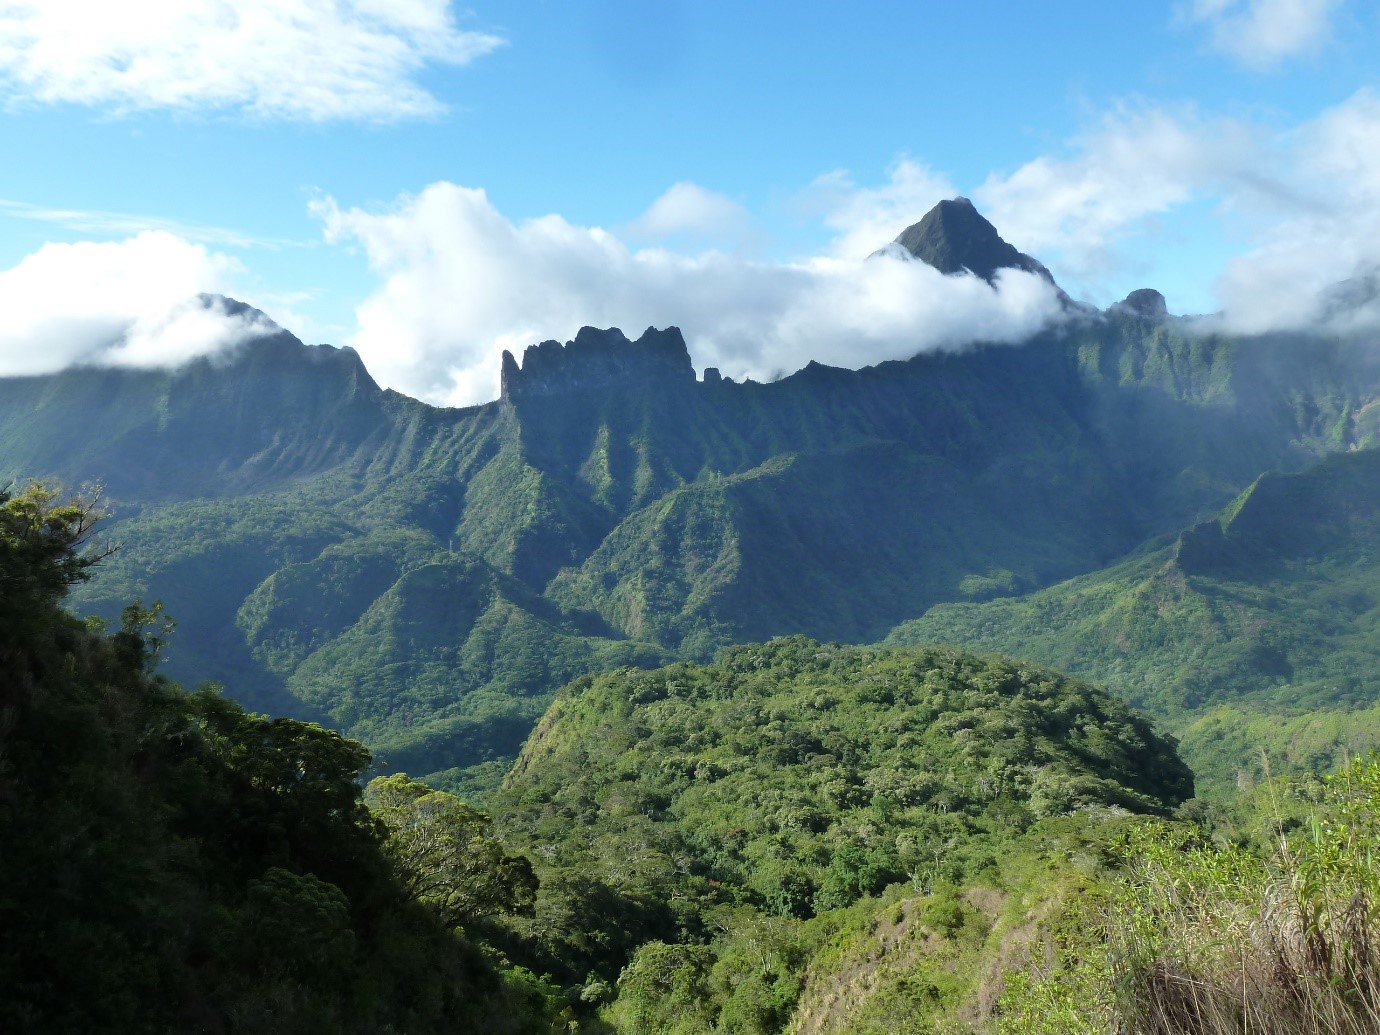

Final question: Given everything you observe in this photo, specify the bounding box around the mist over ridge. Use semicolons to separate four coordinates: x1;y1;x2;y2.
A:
5;194;1379;413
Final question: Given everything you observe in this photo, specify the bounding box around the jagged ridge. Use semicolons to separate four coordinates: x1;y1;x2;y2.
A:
500;325;697;402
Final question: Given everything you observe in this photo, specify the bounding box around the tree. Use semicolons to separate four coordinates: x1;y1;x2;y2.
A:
367;774;537;927
0;481;109;625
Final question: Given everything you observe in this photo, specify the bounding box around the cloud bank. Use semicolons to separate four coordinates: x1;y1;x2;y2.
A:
965;89;1380;332
314;183;1065;407
314;83;1380;408
6;85;1379;397
0;0;503;121
0;231;276;376
974;106;1256;283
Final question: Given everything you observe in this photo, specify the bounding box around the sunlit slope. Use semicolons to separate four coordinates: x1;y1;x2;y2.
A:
889;447;1380;794
482;637;1191;1029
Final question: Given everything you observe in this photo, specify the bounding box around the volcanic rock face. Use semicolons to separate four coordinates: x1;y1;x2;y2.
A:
500;325;696;401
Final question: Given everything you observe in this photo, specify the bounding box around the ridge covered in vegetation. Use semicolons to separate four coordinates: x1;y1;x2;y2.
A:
0;483;562;1032
890;445;1380;795
480;637;1192;1030
3;302;1375;790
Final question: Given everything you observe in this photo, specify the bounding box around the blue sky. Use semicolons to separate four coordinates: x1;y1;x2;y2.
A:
1;0;1378;404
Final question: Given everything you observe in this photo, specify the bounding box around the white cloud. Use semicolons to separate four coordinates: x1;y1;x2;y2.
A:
804;159;957;260
314;182;1064;407
1181;0;1343;70
0;0;503;121
974;105;1260;284
625;182;754;247
1211;88;1380;333
962;93;1380;330
0;231;275;375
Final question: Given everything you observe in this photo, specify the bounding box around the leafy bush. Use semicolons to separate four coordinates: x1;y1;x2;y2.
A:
1002;755;1380;1034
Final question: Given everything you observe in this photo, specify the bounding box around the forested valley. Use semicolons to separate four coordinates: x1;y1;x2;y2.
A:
9;202;1380;1031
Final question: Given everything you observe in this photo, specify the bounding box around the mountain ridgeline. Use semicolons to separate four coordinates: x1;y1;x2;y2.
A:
4;199;1380;787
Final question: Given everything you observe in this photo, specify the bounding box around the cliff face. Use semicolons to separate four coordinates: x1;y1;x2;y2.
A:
500;326;697;402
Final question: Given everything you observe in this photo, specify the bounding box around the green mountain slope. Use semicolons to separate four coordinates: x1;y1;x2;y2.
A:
0;327;392;501
889;446;1380;795
0;483;560;1033
7;201;1380;785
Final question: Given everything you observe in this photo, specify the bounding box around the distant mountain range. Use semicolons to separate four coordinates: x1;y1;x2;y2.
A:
6;199;1380;791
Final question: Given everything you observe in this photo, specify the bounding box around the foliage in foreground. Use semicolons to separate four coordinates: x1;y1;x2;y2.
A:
0;483;560;1033
1000;755;1380;1035
484;637;1193;1031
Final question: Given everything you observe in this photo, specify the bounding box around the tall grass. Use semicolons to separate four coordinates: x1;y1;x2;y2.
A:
998;756;1380;1034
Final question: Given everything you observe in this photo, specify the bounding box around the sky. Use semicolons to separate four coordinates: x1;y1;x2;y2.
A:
1;0;1379;405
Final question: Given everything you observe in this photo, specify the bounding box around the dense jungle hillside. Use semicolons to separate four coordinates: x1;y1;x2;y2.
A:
3;200;1379;790
889;445;1380;795
0;483;564;1033
483;636;1194;1031
15;494;1380;1033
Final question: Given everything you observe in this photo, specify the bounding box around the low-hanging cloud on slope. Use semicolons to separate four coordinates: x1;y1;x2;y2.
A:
1210;88;1380;334
312;183;1066;407
6;85;1380;397
0;0;503;121
0;231;276;375
313;80;1380;409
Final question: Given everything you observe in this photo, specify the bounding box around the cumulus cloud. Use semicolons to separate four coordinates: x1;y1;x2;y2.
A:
0;0;503;121
0;231;276;376
314;182;1064;407
957;91;1380;333
304;96;1376;401
974;105;1260;283
625;182;755;248
1181;0;1343;70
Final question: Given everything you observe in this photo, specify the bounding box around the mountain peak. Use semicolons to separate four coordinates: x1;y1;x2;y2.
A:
1110;288;1169;321
893;197;1058;288
196;292;280;327
500;325;695;402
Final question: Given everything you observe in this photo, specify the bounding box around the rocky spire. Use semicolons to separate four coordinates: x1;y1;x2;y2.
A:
892;197;1059;287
